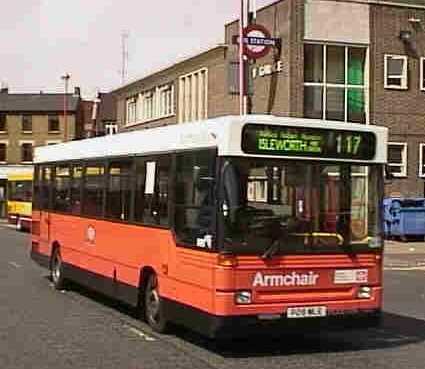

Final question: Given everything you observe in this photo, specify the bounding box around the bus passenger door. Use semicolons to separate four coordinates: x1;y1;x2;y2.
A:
38;211;51;255
38;167;52;256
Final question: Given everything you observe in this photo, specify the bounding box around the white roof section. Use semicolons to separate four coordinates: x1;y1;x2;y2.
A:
34;115;388;164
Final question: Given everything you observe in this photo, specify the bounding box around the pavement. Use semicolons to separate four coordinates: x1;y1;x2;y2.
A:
384;240;425;269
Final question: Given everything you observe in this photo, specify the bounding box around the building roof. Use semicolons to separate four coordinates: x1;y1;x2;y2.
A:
0;92;79;113
370;0;425;7
224;0;425;27
111;44;227;94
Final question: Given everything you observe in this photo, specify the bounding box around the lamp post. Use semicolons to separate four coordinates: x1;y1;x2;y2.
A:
61;73;70;141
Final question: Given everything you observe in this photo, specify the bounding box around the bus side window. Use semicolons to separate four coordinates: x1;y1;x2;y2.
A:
82;163;105;218
174;150;216;247
71;165;83;215
33;165;40;210
40;166;52;210
134;158;146;223
53;165;71;213
157;156;170;226
134;156;170;226
106;160;133;221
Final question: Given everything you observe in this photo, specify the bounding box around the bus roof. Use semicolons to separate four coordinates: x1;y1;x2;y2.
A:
34;115;388;164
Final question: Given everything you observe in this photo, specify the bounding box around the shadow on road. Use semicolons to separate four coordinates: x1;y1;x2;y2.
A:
174;312;425;358
47;275;425;357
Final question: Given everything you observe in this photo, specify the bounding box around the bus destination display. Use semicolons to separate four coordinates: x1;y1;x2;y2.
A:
242;124;376;160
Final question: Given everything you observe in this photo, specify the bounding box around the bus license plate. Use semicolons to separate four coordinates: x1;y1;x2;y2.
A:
287;306;327;319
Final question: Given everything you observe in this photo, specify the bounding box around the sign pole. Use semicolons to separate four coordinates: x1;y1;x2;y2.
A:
239;0;245;116
246;0;254;115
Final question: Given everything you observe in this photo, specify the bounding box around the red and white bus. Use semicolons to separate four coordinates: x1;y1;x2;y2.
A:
31;115;388;338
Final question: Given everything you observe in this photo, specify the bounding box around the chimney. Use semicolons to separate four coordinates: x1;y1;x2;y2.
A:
74;86;81;97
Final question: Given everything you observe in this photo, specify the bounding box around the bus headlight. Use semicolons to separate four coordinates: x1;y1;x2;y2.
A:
357;286;372;299
235;291;252;304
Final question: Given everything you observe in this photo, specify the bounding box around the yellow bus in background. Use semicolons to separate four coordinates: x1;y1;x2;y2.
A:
7;172;33;231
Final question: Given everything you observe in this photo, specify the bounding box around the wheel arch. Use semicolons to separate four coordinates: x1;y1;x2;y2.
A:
49;241;61;269
137;266;157;308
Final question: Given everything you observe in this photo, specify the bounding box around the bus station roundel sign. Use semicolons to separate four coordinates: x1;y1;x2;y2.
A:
243;24;272;59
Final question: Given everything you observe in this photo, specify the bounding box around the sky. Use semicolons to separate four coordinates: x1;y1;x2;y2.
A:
0;0;276;99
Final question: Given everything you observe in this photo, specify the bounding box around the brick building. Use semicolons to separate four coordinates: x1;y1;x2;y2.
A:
93;92;118;136
112;0;425;197
0;87;83;217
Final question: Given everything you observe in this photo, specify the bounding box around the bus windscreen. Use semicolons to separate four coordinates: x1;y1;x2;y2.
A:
242;124;376;160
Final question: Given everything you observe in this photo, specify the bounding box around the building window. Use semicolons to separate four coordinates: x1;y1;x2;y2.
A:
22;115;32;132
125;84;175;126
388;143;407;177
304;44;367;123
21;143;33;162
0;143;7;162
45;140;61;146
126;97;137;125
48;115;60;132
420;58;425;91
139;91;155;122
384;55;408;90
158;84;174;118
178;68;208;123
0;114;6;132
105;123;118;135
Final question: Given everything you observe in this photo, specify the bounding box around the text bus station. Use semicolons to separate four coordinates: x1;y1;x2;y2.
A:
30;115;388;338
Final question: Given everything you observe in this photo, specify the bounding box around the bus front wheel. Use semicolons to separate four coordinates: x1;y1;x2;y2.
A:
51;248;66;290
16;217;22;232
144;273;169;333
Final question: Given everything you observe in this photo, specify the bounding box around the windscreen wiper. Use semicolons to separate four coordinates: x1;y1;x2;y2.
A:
261;238;280;259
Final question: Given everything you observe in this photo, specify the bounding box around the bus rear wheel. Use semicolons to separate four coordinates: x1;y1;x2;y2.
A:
144;273;169;333
51;248;66;290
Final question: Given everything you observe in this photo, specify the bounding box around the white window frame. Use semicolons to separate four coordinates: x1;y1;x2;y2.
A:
178;68;208;123
157;84;175;119
105;123;118;135
126;97;137;126
388;142;408;177
0;140;8;164
21;115;33;133
384;54;408;90
420;57;425;91
140;90;155;122
19;140;34;164
419;143;425;177
303;43;369;124
126;84;175;127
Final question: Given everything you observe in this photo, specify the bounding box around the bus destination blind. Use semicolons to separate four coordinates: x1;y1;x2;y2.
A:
242;124;376;160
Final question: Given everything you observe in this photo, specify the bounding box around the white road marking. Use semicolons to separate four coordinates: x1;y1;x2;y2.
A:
384;266;425;271
8;261;21;268
1;224;17;230
126;325;156;341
